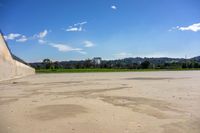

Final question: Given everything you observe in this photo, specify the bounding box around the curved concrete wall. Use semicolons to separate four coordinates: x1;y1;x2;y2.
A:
0;33;35;81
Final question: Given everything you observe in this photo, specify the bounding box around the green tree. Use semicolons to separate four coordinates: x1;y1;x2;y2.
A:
141;61;150;69
43;59;52;69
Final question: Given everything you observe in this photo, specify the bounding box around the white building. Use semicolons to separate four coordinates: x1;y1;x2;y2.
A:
92;57;102;65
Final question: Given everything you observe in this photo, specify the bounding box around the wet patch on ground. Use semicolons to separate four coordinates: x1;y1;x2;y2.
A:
100;96;184;119
46;86;130;98
31;104;87;121
0;97;18;105
161;118;200;133
124;77;190;80
90;78;111;81
11;81;83;86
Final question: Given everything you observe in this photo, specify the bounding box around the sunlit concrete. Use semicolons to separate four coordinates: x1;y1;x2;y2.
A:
0;71;200;133
0;33;35;81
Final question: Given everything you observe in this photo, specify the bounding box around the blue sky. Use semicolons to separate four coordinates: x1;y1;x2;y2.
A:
0;0;200;62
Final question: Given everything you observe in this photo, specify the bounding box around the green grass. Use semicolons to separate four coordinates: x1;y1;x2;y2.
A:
36;68;200;73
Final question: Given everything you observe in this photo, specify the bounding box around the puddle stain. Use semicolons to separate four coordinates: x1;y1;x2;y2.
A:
91;79;110;81
0;98;18;105
11;81;83;86
100;96;184;119
46;86;130;98
124;77;190;80
31;104;87;120
161;119;200;133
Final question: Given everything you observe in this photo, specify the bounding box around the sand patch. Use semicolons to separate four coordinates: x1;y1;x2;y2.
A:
31;104;87;121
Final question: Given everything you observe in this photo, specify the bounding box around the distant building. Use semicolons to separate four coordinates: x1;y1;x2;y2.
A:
92;57;102;65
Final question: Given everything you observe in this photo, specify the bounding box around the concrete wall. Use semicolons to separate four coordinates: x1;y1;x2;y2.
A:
0;33;35;81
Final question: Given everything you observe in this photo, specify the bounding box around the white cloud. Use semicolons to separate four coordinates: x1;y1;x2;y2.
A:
37;30;48;38
4;33;27;42
171;23;200;32
74;21;87;26
4;29;50;43
66;21;87;32
33;29;49;43
4;33;21;40
115;52;133;58
168;26;179;32
179;23;200;32
16;35;28;42
50;43;82;52
111;5;117;10
78;51;87;54
38;39;46;44
83;40;95;47
50;43;87;54
66;27;82;32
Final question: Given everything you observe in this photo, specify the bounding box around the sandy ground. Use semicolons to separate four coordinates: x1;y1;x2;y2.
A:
0;71;200;133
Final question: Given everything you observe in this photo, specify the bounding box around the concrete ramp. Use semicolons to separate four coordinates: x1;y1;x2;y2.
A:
0;33;35;81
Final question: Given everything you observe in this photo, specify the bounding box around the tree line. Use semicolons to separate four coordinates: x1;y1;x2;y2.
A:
30;57;200;70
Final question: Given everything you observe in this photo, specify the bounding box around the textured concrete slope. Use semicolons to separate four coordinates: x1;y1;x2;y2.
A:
0;33;35;81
